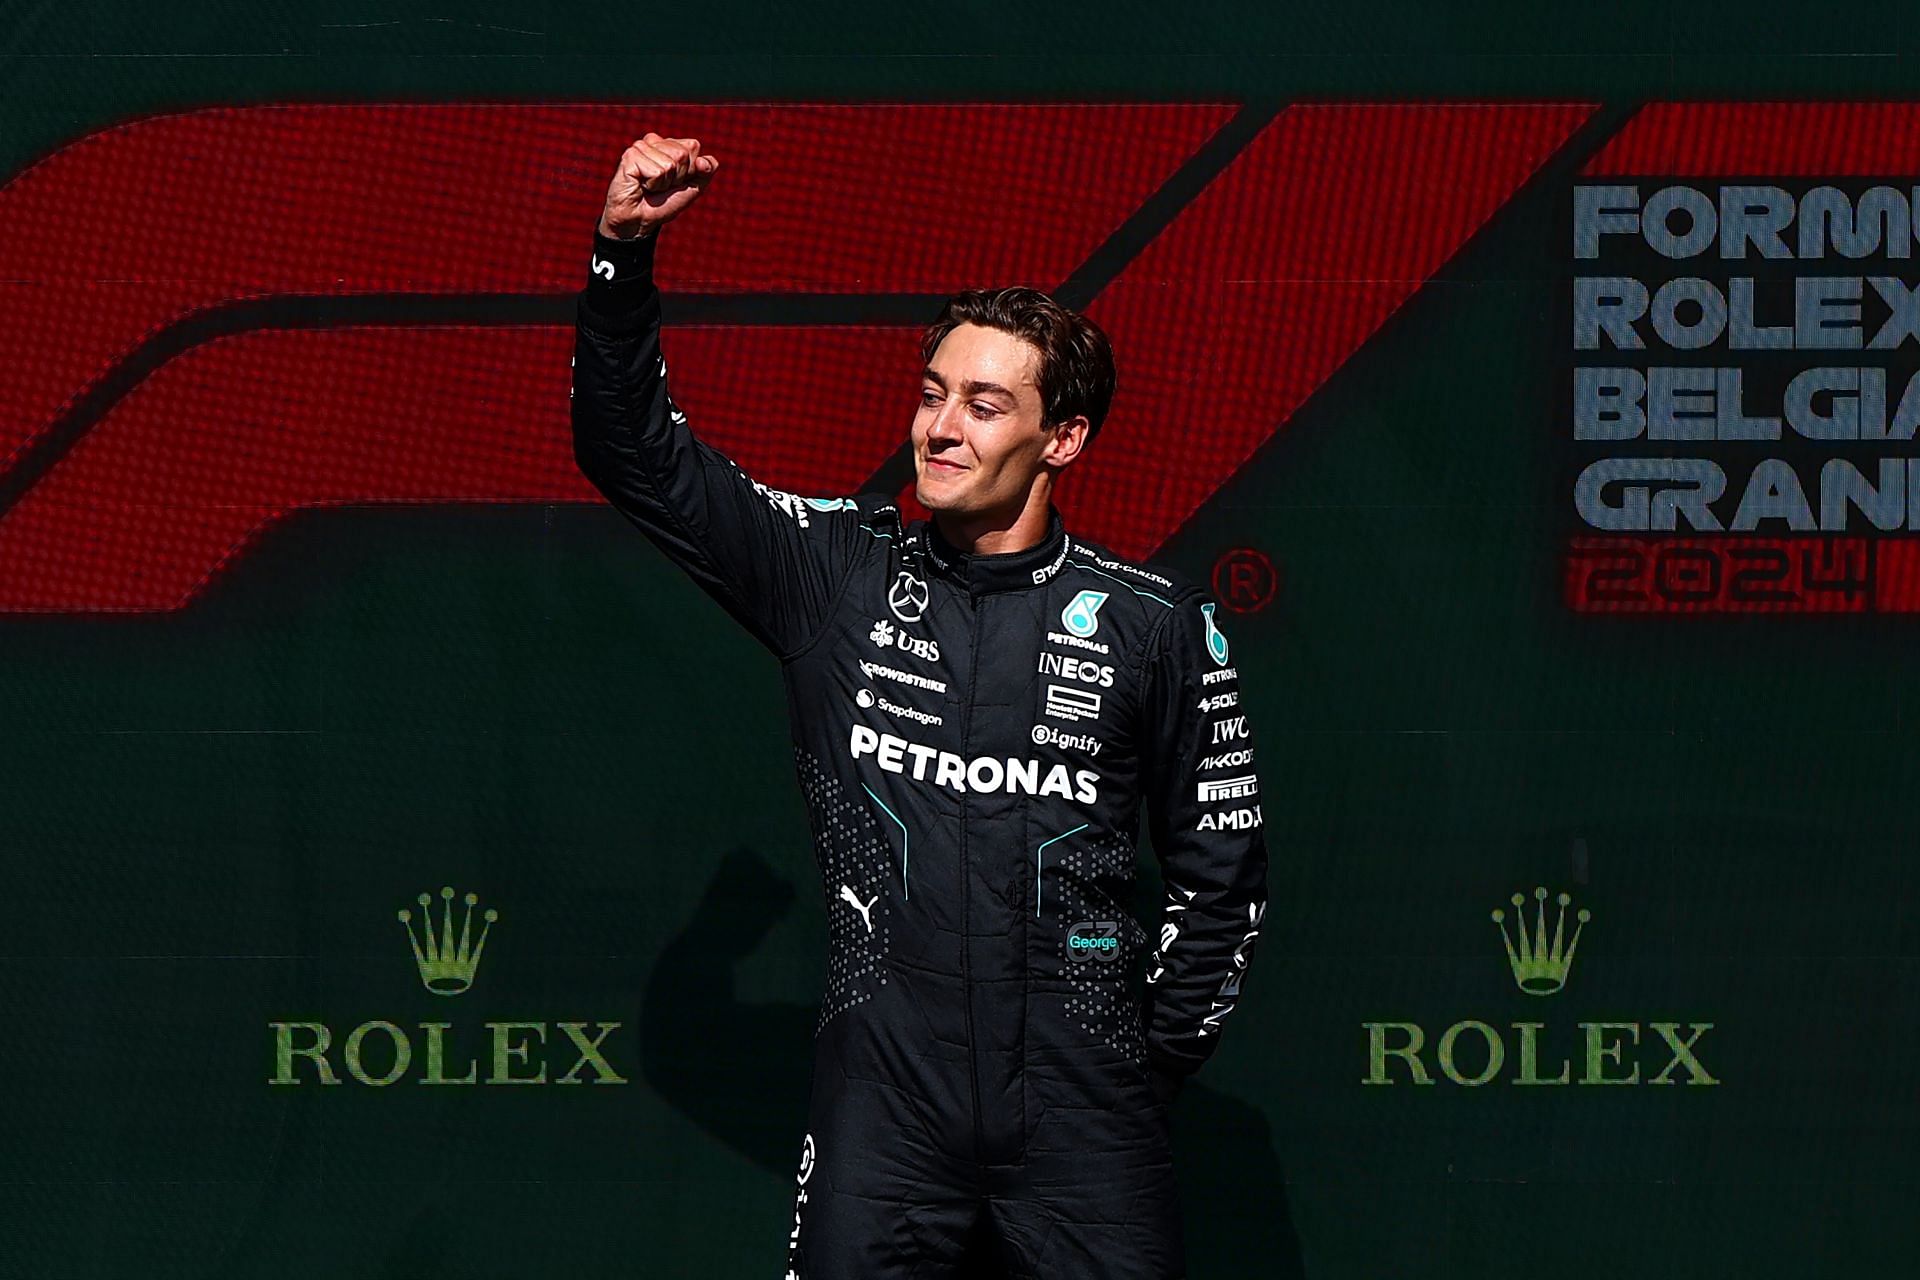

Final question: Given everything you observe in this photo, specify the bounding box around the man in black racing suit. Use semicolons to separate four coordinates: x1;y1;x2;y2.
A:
570;132;1268;1279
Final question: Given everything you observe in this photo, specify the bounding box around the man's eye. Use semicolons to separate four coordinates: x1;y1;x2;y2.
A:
970;403;998;419
921;391;941;406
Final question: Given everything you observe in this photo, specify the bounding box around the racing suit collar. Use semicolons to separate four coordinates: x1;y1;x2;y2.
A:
919;505;1070;595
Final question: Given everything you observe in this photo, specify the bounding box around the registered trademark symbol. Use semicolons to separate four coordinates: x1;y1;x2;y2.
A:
1211;547;1278;613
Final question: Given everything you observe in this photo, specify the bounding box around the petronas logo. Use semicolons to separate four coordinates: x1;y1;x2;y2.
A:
397;886;498;996
1200;602;1230;665
1491;886;1590;996
1061;589;1109;638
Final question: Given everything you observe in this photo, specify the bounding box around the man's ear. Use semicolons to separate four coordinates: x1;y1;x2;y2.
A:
1042;415;1092;468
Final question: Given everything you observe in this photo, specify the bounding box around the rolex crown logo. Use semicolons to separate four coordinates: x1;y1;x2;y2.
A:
1491;886;1589;996
397;886;498;996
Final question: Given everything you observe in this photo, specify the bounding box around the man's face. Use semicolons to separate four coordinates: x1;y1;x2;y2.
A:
912;323;1055;517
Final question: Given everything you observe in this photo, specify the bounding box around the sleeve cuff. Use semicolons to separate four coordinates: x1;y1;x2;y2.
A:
583;228;658;318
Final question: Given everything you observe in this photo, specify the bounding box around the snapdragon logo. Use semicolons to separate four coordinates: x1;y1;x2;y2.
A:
849;724;1099;802
856;688;943;727
267;885;628;1087
1362;885;1717;1088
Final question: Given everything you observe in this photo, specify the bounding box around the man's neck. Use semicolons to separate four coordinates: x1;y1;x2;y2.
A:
930;485;1055;556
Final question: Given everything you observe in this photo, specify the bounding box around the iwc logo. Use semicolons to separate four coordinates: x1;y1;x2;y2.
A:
888;569;930;623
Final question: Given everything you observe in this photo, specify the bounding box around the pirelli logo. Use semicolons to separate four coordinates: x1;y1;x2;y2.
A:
1197;774;1259;803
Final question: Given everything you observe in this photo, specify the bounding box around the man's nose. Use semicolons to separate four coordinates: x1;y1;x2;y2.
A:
928;400;966;442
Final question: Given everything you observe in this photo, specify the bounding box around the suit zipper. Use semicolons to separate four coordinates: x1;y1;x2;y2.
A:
961;592;984;1166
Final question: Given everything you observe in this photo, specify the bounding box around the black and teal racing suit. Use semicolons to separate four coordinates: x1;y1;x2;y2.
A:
570;227;1268;1279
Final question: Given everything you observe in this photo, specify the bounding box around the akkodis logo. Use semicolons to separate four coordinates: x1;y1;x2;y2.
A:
1361;883;1716;1088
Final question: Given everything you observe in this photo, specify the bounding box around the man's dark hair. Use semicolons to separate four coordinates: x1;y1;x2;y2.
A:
919;287;1117;444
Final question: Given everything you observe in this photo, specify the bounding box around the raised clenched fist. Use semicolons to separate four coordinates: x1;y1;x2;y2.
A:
598;132;720;241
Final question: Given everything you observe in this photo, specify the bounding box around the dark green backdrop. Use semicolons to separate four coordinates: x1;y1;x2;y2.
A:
2;2;1914;1276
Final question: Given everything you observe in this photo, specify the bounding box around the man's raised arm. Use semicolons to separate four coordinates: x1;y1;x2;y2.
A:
570;132;865;659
